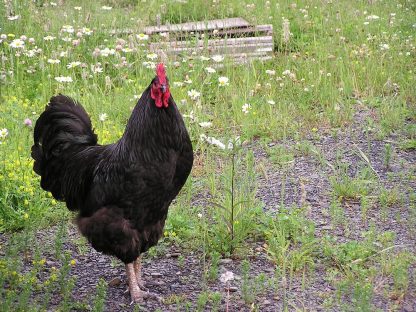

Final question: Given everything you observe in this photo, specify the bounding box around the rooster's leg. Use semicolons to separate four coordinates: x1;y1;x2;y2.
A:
134;256;147;290
126;263;142;303
126;262;162;304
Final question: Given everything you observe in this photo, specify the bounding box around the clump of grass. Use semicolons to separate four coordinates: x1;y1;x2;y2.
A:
207;149;263;257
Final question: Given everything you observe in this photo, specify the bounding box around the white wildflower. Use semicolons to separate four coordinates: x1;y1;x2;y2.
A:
187;89;201;100
265;69;276;76
211;54;224;62
142;61;156;69
366;15;380;20
173;82;184;87
74;6;82;10
43;35;56;41
82;27;93;35
101;6;112;10
282;69;291;76
200;134;225;150
0;128;9;139
218;76;229;87
183;110;196;121
67;61;81;69
99;113;108;122
200;56;210;61
91;63;103;74
7;15;20;21
380;43;390;51
146;53;158;60
55;76;73;83
24;50;36;57
9;39;25;49
61;25;74;33
198;122;212;128
242;103;251;114
100;48;116;57
205;67;216;74
136;33;149;41
267;100;276;105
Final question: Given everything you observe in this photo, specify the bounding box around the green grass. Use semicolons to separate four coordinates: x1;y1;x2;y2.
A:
1;0;415;310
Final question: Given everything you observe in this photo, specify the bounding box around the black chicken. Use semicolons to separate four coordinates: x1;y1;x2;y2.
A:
31;64;193;303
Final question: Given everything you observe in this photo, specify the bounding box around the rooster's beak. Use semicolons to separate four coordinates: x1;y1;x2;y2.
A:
161;84;167;93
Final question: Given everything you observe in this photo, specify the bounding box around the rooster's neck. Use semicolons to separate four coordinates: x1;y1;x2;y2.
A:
118;88;182;161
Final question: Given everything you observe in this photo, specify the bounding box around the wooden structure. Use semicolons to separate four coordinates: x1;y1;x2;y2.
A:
144;18;274;64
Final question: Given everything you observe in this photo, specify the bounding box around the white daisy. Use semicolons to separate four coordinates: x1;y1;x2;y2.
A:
218;76;229;86
67;61;81;69
43;35;56;41
211;54;224;62
205;67;216;74
187;89;201;100
55;76;73;83
9;39;25;49
136;33;149;41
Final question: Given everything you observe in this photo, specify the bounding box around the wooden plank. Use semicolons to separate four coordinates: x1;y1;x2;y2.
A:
166;24;273;40
153;43;273;55
213;24;273;37
151;36;273;48
144;17;250;34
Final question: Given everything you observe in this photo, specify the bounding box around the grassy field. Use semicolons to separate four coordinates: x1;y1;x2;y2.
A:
0;0;415;311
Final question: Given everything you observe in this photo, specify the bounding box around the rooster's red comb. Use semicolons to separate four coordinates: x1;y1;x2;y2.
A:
156;63;167;84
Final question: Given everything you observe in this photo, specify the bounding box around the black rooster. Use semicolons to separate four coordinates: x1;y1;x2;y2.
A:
31;64;193;303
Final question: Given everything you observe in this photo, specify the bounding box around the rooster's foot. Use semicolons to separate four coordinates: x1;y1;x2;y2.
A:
129;290;162;304
124;281;148;294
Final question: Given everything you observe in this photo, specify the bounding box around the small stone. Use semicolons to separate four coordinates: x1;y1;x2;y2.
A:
227;286;238;292
108;277;122;287
150;272;162;277
403;303;414;312
220;258;232;264
263;300;271;305
166;252;181;258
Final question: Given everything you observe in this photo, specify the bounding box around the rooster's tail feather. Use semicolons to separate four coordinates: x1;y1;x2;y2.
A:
31;95;97;204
